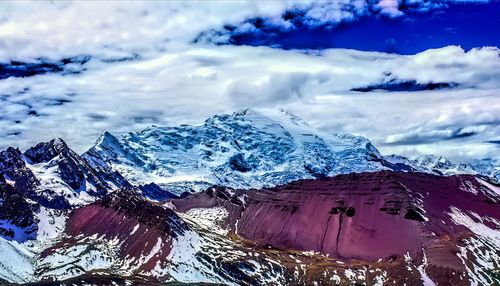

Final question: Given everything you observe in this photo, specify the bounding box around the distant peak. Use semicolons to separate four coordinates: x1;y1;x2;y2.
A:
415;154;450;163
93;130;124;156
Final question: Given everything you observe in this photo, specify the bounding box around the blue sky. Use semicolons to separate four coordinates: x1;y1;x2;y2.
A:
210;1;500;54
0;1;498;163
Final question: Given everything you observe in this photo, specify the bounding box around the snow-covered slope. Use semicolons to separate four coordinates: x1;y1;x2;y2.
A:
83;108;389;194
0;173;69;283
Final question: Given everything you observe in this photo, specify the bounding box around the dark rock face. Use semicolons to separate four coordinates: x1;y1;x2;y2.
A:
0;147;40;196
24;138;70;163
139;182;179;201
228;153;252;172
0;173;38;242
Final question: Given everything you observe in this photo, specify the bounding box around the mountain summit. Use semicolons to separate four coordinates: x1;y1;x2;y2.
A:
83;108;389;195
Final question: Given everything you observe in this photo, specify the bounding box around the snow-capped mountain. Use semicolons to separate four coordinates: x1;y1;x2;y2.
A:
385;153;500;182
0;138;130;209
83;108;390;195
0;139;133;283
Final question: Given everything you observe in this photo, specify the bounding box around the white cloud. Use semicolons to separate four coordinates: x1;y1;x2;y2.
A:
376;0;404;17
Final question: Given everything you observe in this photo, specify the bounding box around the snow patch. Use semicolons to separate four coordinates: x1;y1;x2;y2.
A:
477;178;500;196
180;207;229;235
417;249;436;286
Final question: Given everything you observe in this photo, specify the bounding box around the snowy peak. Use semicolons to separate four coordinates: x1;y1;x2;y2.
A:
93;131;124;155
231;107;260;117
83;109;389;193
384;153;499;182
413;154;455;172
0;138;131;209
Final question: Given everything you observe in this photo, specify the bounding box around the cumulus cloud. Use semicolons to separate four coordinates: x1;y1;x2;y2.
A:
376;0;404;17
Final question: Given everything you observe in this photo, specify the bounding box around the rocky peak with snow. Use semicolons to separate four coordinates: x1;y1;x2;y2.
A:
412;154;455;172
0;147;46;203
0;173;39;242
385;153;500;182
0;138;131;209
83;108;390;194
24;138;72;163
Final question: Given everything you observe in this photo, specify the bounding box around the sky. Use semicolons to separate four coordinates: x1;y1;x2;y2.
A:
0;0;498;163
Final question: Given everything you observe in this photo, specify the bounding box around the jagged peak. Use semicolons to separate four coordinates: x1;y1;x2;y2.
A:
208;108;267;122
1;146;22;157
413;154;454;165
210;108;313;131
24;138;73;163
128;109;312;138
203;108;276;127
51;137;68;151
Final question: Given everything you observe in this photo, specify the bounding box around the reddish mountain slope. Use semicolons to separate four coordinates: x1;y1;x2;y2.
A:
173;171;500;285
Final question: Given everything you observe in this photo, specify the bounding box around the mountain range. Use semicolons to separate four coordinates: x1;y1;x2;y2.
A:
0;109;498;285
